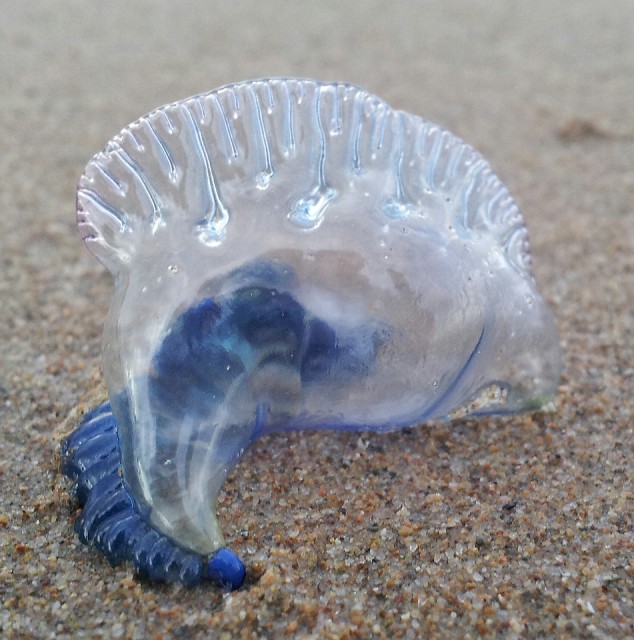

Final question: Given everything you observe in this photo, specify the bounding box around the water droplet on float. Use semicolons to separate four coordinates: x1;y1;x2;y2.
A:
382;198;418;220
256;171;272;190
288;187;336;229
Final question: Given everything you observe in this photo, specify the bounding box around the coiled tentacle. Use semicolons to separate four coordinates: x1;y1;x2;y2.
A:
60;403;246;589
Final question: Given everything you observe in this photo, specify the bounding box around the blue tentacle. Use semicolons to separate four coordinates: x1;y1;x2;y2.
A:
61;402;245;589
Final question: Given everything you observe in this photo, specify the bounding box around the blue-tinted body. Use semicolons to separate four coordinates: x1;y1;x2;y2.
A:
64;78;561;589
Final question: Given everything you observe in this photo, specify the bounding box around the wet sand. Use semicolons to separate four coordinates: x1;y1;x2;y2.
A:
1;1;632;637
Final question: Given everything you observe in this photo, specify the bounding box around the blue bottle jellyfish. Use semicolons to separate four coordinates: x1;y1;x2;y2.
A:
61;78;561;589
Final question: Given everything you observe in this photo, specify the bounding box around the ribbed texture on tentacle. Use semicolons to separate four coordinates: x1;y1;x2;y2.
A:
61;402;244;589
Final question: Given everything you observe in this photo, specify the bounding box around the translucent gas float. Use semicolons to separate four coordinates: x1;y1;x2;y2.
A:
61;78;561;589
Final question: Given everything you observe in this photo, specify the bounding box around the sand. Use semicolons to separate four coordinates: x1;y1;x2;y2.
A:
1;1;632;638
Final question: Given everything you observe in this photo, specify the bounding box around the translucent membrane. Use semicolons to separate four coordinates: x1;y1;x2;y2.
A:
65;78;560;584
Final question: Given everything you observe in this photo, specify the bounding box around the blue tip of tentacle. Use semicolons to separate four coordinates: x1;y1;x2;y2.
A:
60;401;245;589
206;548;247;591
